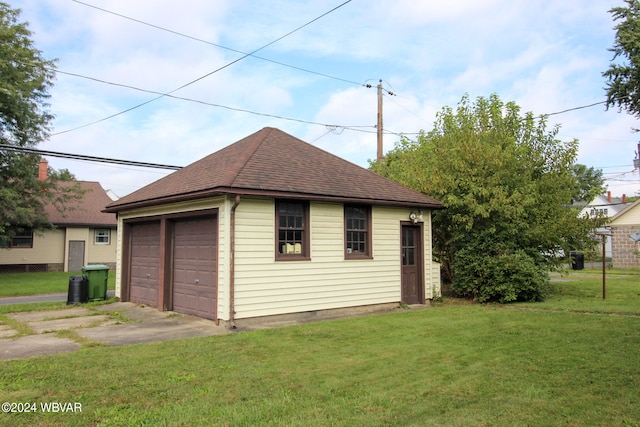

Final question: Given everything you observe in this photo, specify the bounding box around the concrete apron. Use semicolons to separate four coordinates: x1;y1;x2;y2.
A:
0;302;230;361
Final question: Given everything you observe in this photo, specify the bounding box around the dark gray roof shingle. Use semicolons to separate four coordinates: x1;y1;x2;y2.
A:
47;181;117;226
106;128;442;212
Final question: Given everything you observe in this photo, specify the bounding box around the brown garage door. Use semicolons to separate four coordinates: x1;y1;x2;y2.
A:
172;216;217;319
129;221;161;307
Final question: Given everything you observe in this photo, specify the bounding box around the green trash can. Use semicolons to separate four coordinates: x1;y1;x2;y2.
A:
82;264;109;301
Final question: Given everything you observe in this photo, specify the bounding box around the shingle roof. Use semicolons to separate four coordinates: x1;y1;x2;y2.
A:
105;127;442;212
47;181;117;226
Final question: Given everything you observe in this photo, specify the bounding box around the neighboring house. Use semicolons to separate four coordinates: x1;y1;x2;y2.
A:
577;192;629;257
610;199;640;269
0;161;118;273
105;127;443;325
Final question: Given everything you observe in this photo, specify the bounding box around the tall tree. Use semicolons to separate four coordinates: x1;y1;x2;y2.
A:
603;0;640;124
0;3;79;242
571;164;606;202
373;94;603;303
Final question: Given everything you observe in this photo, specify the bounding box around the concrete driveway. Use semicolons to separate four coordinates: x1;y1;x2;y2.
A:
0;302;230;361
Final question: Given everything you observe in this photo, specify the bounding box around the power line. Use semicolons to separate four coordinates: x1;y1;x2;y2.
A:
54;0;353;136
0;144;182;170
544;101;608;117
51;68;376;134
388;100;612;137
72;0;361;87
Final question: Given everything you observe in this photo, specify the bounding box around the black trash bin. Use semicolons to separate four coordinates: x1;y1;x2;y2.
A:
67;275;88;304
570;251;584;270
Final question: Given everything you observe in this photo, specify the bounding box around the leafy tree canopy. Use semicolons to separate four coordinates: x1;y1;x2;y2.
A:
571;164;606;202
603;0;640;124
0;3;80;241
373;94;604;303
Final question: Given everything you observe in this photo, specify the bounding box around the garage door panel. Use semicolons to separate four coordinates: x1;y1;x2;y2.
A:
172;217;217;319
129;221;160;307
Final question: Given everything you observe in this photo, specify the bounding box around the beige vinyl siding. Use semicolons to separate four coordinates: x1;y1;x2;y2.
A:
611;202;640;226
87;227;117;265
423;210;438;299
429;262;441;299
0;229;65;264
233;199;432;319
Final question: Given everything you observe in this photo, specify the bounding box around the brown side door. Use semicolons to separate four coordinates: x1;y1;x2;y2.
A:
172;216;217;319
401;224;424;305
129;221;161;307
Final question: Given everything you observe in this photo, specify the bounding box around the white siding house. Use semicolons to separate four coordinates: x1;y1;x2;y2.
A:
610;199;640;269
106;128;443;324
0;177;118;273
577;192;629;258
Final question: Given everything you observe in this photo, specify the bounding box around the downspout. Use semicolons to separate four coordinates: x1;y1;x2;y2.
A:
229;194;241;328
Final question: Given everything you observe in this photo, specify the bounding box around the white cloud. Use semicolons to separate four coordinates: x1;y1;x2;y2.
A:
8;0;640;197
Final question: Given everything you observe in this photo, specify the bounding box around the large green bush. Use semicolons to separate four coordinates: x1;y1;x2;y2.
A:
452;249;550;303
373;94;603;303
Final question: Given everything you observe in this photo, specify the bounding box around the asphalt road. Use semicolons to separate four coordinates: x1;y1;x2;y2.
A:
0;290;116;306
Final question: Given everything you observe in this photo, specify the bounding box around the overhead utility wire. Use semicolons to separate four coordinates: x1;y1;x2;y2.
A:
389;100;611;137
54;0;353;136
0;144;182;170
544;101;607;117
72;0;361;87
52;68;376;133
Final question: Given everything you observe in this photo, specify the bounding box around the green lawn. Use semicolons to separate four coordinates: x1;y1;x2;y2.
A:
0;271;116;297
0;269;639;426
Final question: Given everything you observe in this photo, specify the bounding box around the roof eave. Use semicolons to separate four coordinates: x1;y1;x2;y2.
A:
103;186;443;213
52;222;117;228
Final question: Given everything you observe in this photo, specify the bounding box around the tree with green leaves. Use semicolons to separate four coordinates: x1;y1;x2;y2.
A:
603;0;640;124
373;94;603;303
571;164;606;202
1;2;80;243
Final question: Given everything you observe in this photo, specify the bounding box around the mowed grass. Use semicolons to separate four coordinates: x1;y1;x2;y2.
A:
0;269;638;426
0;271;116;297
540;268;640;314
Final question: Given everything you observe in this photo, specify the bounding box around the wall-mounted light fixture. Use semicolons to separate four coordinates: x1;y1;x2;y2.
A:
409;211;424;224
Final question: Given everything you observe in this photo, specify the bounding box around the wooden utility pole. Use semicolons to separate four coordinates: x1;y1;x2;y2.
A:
377;80;383;164
366;79;394;164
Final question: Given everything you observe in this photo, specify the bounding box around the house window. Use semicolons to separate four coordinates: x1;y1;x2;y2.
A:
276;200;309;260
345;205;372;258
94;229;111;245
0;227;34;248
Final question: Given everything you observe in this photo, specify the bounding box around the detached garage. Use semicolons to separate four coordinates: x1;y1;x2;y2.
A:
106;128;443;325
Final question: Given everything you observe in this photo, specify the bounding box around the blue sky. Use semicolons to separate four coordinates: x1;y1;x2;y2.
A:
11;0;640;198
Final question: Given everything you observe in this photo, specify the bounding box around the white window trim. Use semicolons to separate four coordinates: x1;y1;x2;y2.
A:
94;228;111;245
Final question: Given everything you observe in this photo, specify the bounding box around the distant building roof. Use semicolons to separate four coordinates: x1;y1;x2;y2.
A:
106;127;443;212
46;181;117;227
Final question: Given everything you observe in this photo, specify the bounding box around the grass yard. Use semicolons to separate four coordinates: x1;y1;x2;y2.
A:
0;271;116;297
0;269;638;426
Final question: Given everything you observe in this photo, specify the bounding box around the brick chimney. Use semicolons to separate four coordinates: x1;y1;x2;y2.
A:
38;159;48;181
622;194;627;204
607;191;612;203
